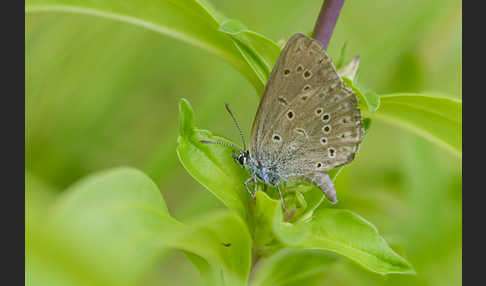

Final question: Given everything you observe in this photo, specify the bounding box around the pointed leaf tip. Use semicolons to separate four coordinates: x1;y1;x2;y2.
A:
272;208;415;275
339;55;360;82
178;98;195;138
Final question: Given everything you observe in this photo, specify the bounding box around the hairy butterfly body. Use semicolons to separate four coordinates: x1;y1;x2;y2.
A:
202;33;364;210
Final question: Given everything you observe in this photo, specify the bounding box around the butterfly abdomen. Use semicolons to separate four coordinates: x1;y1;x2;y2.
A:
306;172;338;204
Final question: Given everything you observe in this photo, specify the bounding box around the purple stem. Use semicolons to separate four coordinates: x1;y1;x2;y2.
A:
312;0;346;50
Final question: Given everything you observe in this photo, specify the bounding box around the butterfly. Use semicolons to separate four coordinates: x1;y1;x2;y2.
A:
201;33;364;211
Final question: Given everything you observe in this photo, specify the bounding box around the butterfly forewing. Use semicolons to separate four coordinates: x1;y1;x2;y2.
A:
250;33;364;179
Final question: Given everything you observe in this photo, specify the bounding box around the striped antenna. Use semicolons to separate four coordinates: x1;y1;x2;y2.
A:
224;103;247;150
199;140;243;153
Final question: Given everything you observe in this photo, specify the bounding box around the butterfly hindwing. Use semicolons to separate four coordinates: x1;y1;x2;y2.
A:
250;33;364;180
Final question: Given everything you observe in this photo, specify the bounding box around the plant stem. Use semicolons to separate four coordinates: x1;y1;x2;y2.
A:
312;0;346;50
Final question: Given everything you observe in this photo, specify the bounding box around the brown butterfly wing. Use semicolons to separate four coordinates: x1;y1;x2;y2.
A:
250;33;363;181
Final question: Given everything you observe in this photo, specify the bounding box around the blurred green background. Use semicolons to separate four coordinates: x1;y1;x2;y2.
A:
26;0;461;285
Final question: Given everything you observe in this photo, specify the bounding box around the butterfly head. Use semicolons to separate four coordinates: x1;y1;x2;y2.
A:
233;150;250;168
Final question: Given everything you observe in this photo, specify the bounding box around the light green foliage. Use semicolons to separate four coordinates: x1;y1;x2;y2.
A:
250;249;339;286
178;102;414;275
250;183;414;275
177;98;250;220
28;168;251;286
376;93;462;157
26;0;461;285
26;0;262;91
276;207;415;275
219;19;281;93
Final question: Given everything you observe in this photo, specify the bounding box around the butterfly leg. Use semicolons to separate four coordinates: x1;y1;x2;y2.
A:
276;183;287;212
244;177;256;199
253;176;258;197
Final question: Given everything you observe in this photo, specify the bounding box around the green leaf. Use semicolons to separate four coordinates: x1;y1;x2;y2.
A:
29;167;251;286
172;211;252;286
252;189;280;252
272;205;415;275
177;98;250;220
250;249;339;286
26;0;262;92
32;167;177;286
254;190;414;276
219;19;281;94
374;93;462;158
343;76;381;114
25;170;57;219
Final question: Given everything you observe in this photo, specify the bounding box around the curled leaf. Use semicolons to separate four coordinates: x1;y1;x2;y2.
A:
177;99;250;220
219;19;281;94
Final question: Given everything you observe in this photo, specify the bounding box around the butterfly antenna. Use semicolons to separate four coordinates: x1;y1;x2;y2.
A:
199;140;243;153
224;103;247;150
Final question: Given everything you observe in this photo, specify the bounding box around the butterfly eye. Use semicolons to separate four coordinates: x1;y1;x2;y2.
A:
320;137;328;145
303;70;312;79
303;85;311;91
283;69;291;75
238;154;246;165
315;108;323;115
296;65;304;72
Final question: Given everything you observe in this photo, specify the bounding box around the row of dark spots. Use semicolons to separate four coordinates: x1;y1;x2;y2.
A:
283;67;312;79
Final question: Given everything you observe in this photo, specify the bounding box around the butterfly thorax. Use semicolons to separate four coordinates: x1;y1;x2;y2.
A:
234;150;282;186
